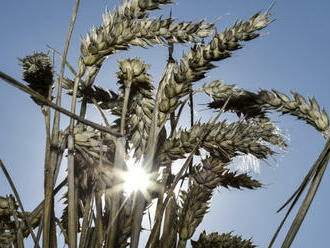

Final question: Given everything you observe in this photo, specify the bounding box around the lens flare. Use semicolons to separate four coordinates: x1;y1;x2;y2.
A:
122;158;151;195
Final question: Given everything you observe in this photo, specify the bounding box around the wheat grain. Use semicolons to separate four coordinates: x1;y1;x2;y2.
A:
191;231;256;248
19;53;53;105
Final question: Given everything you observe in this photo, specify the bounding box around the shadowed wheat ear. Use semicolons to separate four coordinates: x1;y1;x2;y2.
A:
116;58;155;158
159;196;178;248
114;196;133;248
159;118;286;169
177;181;212;248
73;126;116;191
191;231;256;248
194;157;262;190
205;80;329;135
19;53;53;105
258;90;329;134
177;156;261;248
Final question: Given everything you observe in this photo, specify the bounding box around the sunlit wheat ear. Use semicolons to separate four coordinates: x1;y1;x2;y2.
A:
191;231;256;248
81;7;214;66
117;57;153;87
118;0;173;20
19;53;53;105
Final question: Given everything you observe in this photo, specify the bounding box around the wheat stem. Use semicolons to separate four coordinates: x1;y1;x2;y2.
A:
280;139;330;248
0;71;121;137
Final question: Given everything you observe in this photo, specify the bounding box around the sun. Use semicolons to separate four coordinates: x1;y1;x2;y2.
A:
122;157;151;195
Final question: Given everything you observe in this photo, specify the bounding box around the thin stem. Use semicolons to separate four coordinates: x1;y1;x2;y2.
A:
107;137;126;248
35;214;43;247
67;74;82;248
92;98;111;128
170;88;201;137
45;1;80;243
67;135;77;248
0;71;121;137
269;138;330;248
0;159;39;247
47;45;77;76
150;167;168;248
281;139;330;248
55;217;69;244
53;0;80;140
12;206;24;248
80;58;106;119
130;192;145;248
121;81;132;135
67;72;83;248
188;91;194;181
189;92;194;126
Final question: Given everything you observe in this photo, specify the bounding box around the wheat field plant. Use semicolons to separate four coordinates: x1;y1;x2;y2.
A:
0;0;329;248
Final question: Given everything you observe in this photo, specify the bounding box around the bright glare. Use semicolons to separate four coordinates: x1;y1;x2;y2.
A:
122;158;151;195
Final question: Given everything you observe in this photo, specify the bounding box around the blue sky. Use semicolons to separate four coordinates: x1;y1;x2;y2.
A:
0;0;329;247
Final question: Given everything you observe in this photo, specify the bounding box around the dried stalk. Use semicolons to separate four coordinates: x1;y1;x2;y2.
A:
278;139;330;248
47;45;77;76
121;80;132;135
55;217;69;244
67;72;83;248
92;98;111;127
43;0;80;245
79;192;94;248
159;196;178;248
107;137;126;248
0;71;121;137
